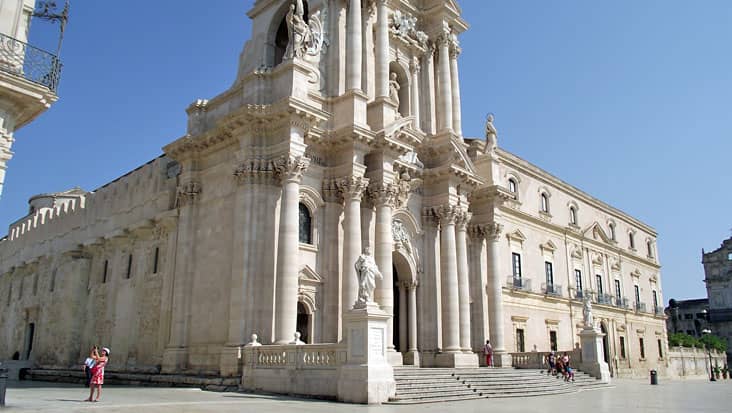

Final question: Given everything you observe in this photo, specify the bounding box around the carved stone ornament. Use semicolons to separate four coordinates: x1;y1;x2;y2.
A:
336;176;369;202
284;0;328;60
389;9;428;48
394;171;421;208
368;183;398;207
176;180;201;208
273;155;310;184
233;158;275;185
582;295;594;329
354;247;383;308
392;219;412;254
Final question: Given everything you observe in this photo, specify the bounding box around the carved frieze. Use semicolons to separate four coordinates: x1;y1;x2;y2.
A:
392;219;412;254
233;158;276;186
389;9;428;49
176;180;201;208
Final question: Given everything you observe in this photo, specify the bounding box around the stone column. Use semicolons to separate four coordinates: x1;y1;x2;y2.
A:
449;41;463;136
370;183;401;363
273;156;310;344
436;205;460;352
347;0;363;91
398;281;408;352
408;280;418;352
423;45;437;135
339;176;368;312
375;0;389;98
486;222;511;366
437;28;453;133
410;57;421;128
455;210;472;352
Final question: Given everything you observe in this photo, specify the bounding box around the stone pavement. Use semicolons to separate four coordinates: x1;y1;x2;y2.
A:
2;378;730;412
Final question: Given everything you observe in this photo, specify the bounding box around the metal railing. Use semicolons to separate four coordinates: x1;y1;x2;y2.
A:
654;306;665;316
596;293;614;306
507;276;531;292
0;33;62;92
614;297;630;309
542;283;562;297
635;302;647;313
572;289;584;301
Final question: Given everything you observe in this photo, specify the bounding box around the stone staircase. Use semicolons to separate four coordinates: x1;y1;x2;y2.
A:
389;367;611;404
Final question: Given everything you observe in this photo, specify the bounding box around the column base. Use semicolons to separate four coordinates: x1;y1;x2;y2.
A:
219;345;243;377
404;350;420;366
161;347;188;374
387;349;403;366
491;351;513;368
434;352;478;368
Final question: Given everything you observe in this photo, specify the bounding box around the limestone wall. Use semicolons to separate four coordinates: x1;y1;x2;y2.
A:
666;347;727;379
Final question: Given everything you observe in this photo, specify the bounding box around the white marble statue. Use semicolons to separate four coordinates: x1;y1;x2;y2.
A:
485;113;498;152
354;247;382;308
583;295;594;329
389;72;400;105
246;333;262;347
285;1;310;59
290;331;305;345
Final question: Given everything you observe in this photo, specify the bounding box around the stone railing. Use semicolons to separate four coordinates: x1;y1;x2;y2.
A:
244;344;347;370
511;349;582;370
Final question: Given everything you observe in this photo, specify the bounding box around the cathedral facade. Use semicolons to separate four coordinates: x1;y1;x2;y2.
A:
0;0;667;378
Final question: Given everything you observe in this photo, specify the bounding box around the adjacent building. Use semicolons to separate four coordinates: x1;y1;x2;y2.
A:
702;236;732;363
0;0;61;198
0;0;667;379
666;298;709;338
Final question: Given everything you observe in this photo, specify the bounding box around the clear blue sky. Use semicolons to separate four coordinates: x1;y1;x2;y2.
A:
2;1;730;302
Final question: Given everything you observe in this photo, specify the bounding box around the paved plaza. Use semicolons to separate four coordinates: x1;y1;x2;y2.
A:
2;378;730;412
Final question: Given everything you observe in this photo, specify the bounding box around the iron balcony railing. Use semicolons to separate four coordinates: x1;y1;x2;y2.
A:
507;276;531;292
614;297;630;309
542;283;562;297
0;33;61;92
635;302;647;313
654;306;665;316
596;293;614;306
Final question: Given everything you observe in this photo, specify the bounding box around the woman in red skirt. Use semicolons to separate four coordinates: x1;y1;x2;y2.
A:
85;347;109;402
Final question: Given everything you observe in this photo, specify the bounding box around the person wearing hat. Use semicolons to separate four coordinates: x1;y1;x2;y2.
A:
85;346;110;402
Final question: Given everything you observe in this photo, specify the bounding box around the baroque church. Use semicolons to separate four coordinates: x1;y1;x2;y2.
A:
1;0;667;382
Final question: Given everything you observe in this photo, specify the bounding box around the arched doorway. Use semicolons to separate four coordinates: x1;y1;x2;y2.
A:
600;322;609;364
296;302;310;344
392;250;418;364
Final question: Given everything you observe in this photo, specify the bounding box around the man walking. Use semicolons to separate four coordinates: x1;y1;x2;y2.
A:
484;340;493;367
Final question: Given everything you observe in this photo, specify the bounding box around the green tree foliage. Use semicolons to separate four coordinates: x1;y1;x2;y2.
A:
668;332;727;352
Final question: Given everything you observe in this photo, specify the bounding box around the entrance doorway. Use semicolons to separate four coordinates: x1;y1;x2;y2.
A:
393;265;402;353
296;302;310;344
24;323;35;360
600;323;609;363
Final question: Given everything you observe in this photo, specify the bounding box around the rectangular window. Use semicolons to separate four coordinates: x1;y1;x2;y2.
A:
516;328;525;352
619;336;626;359
153;247;160;274
545;261;554;286
614;279;622;302
549;331;558;352
50;270;56;292
639;338;645;359
512;253;522;279
652;290;658;309
657;339;663;358
596;274;603;295
102;260;108;284
634;285;641;306
575;270;583;294
126;254;133;279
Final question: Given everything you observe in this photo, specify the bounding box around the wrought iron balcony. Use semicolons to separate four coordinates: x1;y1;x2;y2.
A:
542;283;562;297
596;293;614;306
507;276;531;292
635;302;647;313
0;33;61;92
614;297;630;309
572;289;584;301
654;306;664;316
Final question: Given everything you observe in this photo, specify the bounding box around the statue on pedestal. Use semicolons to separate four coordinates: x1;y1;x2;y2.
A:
485;113;498;152
354;247;382;308
389;72;401;105
246;333;262;347
583;295;594;329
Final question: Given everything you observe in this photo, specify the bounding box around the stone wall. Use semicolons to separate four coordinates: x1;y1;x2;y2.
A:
666;347;727;379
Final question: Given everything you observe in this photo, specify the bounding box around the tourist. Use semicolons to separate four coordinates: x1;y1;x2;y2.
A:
546;351;556;376
483;340;493;367
83;346;96;387
565;360;575;382
85;347;109;402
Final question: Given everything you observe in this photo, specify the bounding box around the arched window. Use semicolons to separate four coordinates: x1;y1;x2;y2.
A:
508;178;517;195
540;193;549;213
299;203;312;244
609;223;616;241
569;206;577;225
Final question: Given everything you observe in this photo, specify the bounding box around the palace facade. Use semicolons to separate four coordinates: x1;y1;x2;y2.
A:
0;0;667;378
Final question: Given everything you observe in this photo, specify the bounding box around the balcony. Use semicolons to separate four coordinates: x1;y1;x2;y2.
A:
572;289;585;301
542;283;562;297
0;33;62;92
654;306;664;316
596;293;614;306
507;276;531;292
635;302;647;313
614;297;629;309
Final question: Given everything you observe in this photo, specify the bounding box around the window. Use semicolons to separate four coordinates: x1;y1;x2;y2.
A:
652;290;658;310
512;253;522;279
153;247;160;274
126;254;133;279
629;232;635;249
50;269;56;292
298;203;313;245
634;285;641;306
609;223;616;241
614;279;622;302
647;240;653;258
549;331;558;352
540;193;549;213
619;336;626;359
102;260;108;284
545;261;554;286
508;178;517;195
596;274;604;295
639;338;645;359
516;328;525;352
728;252;732;261
657;339;663;358
575;270;583;294
569;206;577;225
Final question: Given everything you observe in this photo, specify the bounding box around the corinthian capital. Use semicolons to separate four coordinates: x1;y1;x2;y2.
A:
337;176;370;202
485;222;504;241
455;209;472;231
176;180;202;208
434;204;459;225
368;183;398;207
273;155;310;184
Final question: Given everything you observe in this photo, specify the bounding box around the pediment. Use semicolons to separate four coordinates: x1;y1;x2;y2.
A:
540;240;558;253
450;138;477;175
299;265;323;284
583;222;612;244
507;229;526;243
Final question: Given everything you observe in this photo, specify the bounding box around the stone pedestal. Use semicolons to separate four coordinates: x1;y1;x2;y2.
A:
434;351;478;368
404;350;420;367
337;304;396;404
579;327;611;383
492;351;513;368
219;345;243;377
